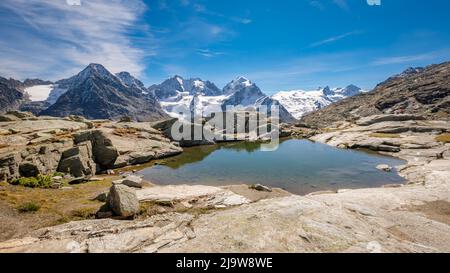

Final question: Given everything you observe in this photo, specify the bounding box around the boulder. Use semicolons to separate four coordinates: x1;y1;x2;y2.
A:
376;164;392;172
444;149;450;160
58;142;96;178
122;175;143;188
73;130;119;169
108;184;139;217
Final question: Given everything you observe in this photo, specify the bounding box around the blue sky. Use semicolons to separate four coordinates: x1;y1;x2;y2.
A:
0;0;449;94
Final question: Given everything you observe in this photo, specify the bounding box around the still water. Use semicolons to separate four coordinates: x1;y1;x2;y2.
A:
139;139;405;195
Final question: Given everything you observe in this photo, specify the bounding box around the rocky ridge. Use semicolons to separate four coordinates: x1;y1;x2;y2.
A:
302;62;450;128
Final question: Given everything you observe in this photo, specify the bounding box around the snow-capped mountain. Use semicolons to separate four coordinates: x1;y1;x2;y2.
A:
149;76;225;120
41;63;167;121
149;76;222;100
221;77;265;108
221;77;296;122
115;71;146;92
272;85;364;119
155;76;295;122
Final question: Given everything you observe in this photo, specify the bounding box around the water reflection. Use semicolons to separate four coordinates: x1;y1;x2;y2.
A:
139;139;406;195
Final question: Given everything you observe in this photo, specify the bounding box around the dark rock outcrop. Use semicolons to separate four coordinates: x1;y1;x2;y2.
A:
0;77;27;113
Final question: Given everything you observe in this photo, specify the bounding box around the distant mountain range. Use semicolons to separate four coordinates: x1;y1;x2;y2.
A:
273;85;364;119
152;75;296;123
0;63;366;123
2;62;446;125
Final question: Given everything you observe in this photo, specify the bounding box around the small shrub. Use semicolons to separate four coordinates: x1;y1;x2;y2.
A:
17;202;41;213
53;172;65;177
10;175;53;188
369;133;401;138
435;133;450;143
70;207;96;219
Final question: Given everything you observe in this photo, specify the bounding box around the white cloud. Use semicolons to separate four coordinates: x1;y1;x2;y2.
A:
333;0;350;11
309;1;325;10
309;31;362;47
196;49;226;58
0;0;151;80
371;53;433;65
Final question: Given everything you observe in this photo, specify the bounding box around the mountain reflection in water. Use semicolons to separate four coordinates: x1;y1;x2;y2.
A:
139;139;406;195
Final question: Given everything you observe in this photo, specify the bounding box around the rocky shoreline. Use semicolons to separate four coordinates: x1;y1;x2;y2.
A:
0;114;449;253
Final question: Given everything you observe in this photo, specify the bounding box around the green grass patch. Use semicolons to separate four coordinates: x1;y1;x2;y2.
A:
435;133;450;143
10;175;53;188
369;133;401;138
17;201;41;213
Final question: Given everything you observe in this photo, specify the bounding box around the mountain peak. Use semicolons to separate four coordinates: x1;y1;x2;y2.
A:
402;67;424;75
321;86;333;96
78;63;113;82
223;76;254;95
85;63;108;72
234;76;252;86
115;71;145;90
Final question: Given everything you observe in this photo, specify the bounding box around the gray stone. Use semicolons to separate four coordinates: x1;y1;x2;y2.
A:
52;176;63;182
108;184;139;217
51;182;62;189
249;184;272;192
93;193;108;202
96;211;113;219
377;145;401;153
376;164;392;172
122;175;143;188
